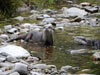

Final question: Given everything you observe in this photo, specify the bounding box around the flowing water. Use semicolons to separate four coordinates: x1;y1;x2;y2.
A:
15;25;100;74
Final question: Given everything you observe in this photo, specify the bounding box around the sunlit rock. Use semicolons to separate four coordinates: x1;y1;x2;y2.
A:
43;18;56;23
14;16;24;21
8;28;18;34
14;63;29;75
0;45;30;58
4;25;13;30
61;7;88;17
33;64;48;69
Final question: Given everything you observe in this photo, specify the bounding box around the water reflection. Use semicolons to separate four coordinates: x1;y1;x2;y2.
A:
19;42;53;60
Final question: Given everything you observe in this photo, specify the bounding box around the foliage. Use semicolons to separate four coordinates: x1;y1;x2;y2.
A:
0;0;22;17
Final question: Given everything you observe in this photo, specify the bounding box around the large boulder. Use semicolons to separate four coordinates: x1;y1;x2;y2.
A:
0;45;30;58
61;7;88;17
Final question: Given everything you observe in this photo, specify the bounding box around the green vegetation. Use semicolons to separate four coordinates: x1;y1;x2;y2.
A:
0;0;22;18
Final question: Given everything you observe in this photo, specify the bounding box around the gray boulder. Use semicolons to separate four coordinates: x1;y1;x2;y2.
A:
14;63;29;75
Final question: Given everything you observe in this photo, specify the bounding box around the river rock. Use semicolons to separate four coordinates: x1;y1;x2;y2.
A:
8;28;18;34
0;45;30;58
30;10;39;14
70;49;88;54
80;2;91;6
14;16;24;21
9;72;20;75
14;63;29;75
83;6;99;13
33;64;47;69
20;23;32;29
4;25;13;30
61;7;88;17
31;72;43;75
6;56;16;62
61;65;72;71
0;34;9;40
43;18;56;23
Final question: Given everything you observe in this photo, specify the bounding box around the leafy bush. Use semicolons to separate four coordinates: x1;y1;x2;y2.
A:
0;0;21;17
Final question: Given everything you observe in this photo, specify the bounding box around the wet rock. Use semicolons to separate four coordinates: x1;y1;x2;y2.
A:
33;64;47;69
8;28;18;34
61;7;88;17
14;63;29;75
14;16;24;21
9;72;20;75
0;45;30;58
4;25;13;30
70;49;88;54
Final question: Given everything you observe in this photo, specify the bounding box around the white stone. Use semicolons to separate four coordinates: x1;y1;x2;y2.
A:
33;64;47;69
15;16;24;21
21;23;32;29
43;14;50;18
8;28;18;34
30;10;39;14
0;34;9;39
70;49;87;54
31;72;43;75
0;45;30;58
61;7;87;17
43;18;56;23
14;63;28;75
61;65;72;71
4;25;13;29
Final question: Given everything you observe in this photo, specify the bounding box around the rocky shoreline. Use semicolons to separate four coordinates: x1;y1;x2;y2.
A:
0;2;100;75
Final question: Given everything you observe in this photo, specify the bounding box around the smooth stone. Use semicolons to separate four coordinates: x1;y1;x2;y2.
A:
30;10;39;14
61;65;72;71
0;57;6;62
43;18;56;23
0;45;30;58
31;72;42;75
20;23;32;29
33;64;47;69
8;28;18;34
6;56;16;62
14;16;24;21
70;49;88;54
9;72;20;75
80;2;91;6
4;25;13;29
0;34;9;40
14;63;29;75
61;7;87;17
43;14;50;18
